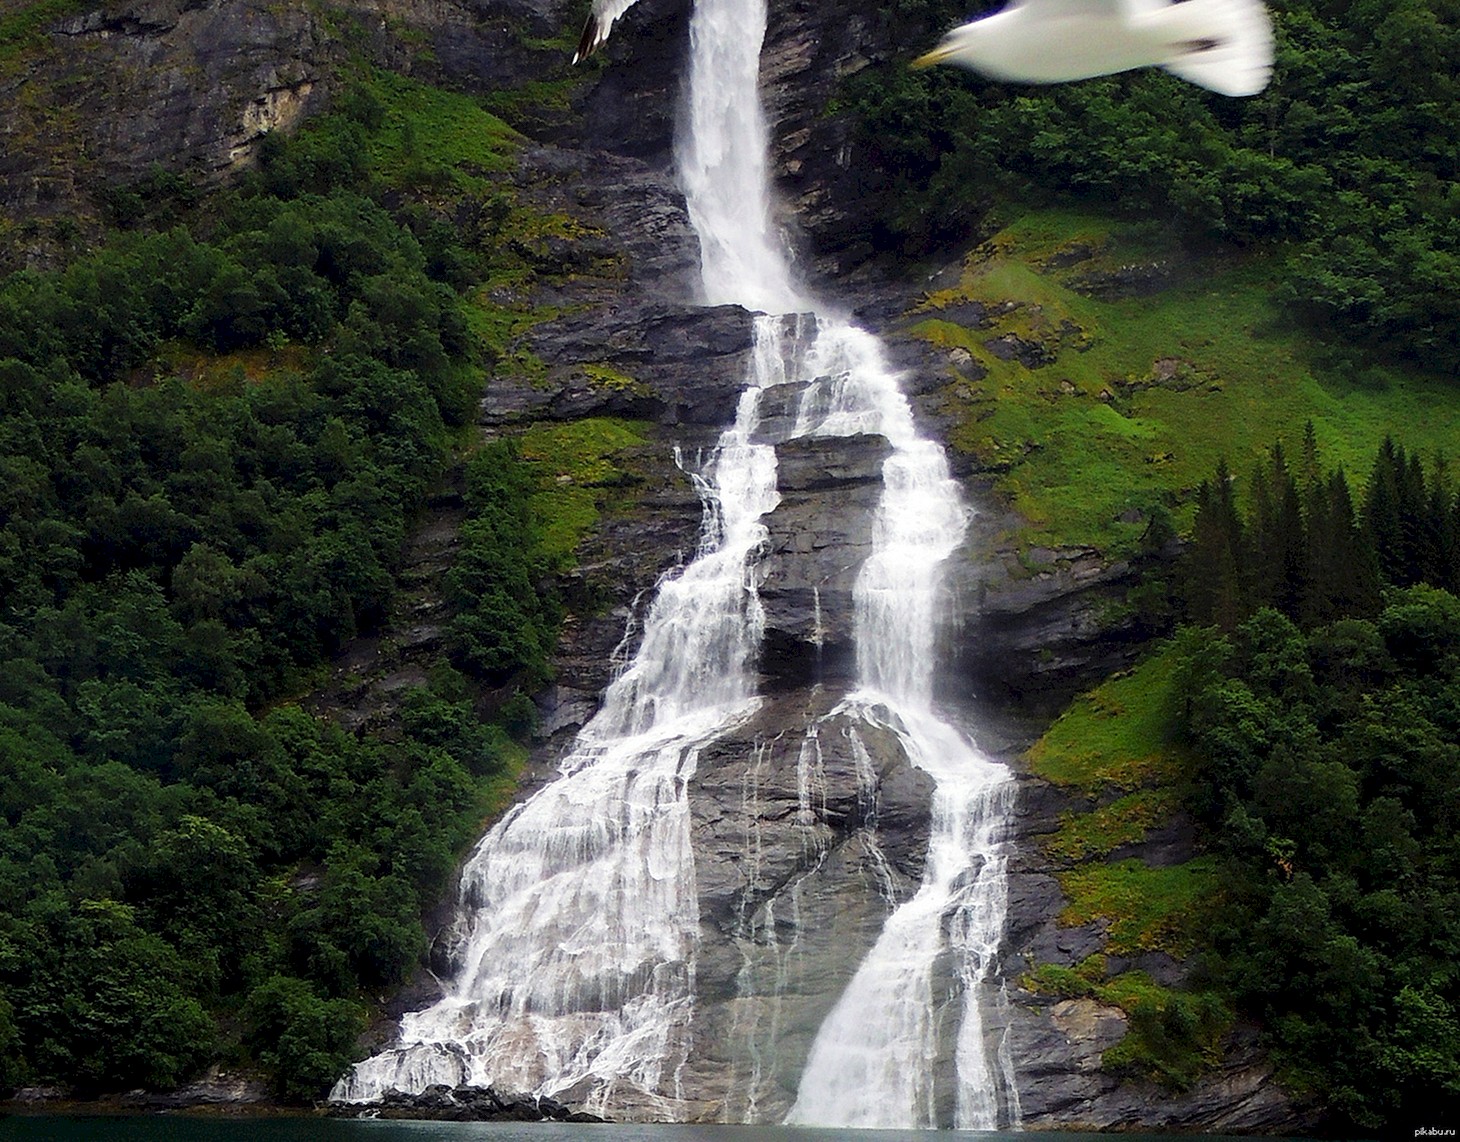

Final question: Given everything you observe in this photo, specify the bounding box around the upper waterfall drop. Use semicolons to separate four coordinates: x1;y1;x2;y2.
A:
677;0;805;313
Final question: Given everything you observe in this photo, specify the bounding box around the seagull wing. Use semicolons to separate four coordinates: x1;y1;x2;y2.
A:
573;0;644;63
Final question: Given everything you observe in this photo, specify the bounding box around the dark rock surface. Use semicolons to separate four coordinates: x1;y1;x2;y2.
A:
326;1082;605;1122
758;431;890;689
680;690;934;1121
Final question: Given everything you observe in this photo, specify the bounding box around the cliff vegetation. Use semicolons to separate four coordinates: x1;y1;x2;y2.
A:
0;67;579;1101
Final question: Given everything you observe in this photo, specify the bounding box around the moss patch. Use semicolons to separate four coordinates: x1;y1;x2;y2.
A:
515;417;652;566
1026;645;1189;794
1057;856;1220;958
0;0;89;57
1025;956;1232;1090
353;69;520;181
1045;787;1182;863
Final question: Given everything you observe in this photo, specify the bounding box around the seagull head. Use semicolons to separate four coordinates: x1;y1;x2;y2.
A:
912;21;992;70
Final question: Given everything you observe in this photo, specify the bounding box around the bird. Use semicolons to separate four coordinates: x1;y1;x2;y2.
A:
913;0;1274;97
572;0;644;64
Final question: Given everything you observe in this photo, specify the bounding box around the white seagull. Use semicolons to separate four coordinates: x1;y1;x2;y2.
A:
573;0;643;63
913;0;1274;96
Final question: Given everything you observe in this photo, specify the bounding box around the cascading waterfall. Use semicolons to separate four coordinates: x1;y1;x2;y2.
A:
331;347;784;1117
777;328;1019;1131
334;0;1018;1125
679;0;1019;1123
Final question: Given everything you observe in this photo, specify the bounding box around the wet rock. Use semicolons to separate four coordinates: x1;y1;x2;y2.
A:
1043;242;1097;270
944;511;1152;717
682;691;935;1121
521;302;756;432
985;332;1056;368
758;432;890;687
329;1082;605;1122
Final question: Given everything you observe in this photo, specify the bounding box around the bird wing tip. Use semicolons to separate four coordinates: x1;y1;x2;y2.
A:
572;14;601;64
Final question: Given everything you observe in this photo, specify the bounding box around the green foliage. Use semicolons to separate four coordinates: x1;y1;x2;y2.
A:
1026;649;1190;794
446;441;562;687
0;86;557;1101
1173;591;1460;1129
849;0;1460;365
1045;788;1180;863
516;417;651;566
907;211;1460;560
1057;857;1221;958
1;899;215;1092
1026;957;1232;1090
1181;432;1458;630
244;975;364;1102
0;0;90;56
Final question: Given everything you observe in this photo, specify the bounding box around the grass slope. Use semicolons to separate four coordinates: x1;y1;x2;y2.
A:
910;209;1460;557
1024;643;1231;1088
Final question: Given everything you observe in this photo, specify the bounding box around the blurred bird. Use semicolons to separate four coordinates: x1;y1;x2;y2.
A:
573;0;644;64
913;0;1273;97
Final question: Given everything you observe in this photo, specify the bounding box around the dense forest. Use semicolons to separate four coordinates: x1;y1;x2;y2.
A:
1182;431;1460;628
852;0;1460;367
0;94;558;1099
1156;434;1460;1129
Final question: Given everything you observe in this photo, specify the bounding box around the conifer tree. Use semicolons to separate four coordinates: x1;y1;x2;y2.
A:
1364;437;1407;585
1327;468;1381;619
1400;450;1429;585
1271;442;1307;620
1186;458;1247;628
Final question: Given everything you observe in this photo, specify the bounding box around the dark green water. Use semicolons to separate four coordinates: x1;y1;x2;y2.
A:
0;1119;1312;1142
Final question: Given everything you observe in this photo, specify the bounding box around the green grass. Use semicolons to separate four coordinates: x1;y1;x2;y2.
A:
1025;956;1232;1090
354;69;521;181
516;417;652;565
912;208;1460;557
1057;856;1220;958
1030;646;1216;958
1045;787;1182;863
1026;645;1189;794
479;734;530;820
0;0;88;56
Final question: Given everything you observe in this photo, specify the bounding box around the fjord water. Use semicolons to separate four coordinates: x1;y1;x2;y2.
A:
0;1123;1309;1142
334;0;1017;1125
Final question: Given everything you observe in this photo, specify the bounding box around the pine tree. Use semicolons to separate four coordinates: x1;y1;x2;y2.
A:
1399;450;1429;585
1185;459;1247;629
1327;468;1381;619
1364;437;1407;586
1271;442;1307;620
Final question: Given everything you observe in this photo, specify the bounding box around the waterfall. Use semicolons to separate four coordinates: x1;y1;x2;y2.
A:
770;329;1018;1130
330;333;785;1119
334;0;1017;1125
678;0;1019;1124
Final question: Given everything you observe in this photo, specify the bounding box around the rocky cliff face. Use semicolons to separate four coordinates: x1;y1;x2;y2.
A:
1;0;1300;1128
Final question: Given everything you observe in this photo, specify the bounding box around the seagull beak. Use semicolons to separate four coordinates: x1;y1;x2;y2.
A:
912;44;954;69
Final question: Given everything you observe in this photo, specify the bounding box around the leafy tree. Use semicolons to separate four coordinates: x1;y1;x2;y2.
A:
0;95;553;1100
244;975;364;1102
1174;586;1460;1129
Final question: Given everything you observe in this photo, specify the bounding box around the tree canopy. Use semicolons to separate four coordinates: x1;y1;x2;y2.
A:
847;0;1460;366
0;90;555;1100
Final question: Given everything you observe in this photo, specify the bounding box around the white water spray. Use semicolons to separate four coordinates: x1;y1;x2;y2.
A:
677;0;1019;1125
